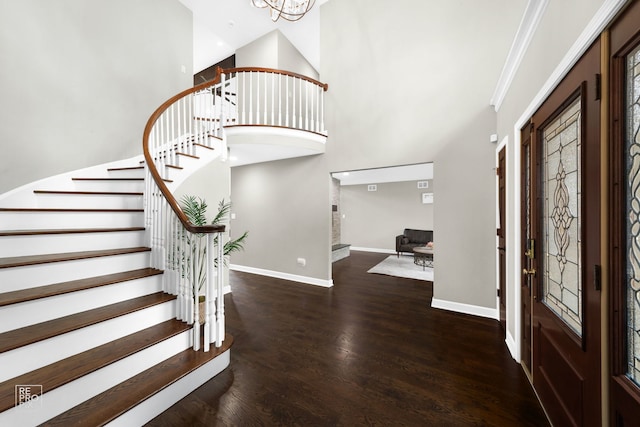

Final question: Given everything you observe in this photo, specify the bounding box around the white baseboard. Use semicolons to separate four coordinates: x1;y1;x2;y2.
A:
505;330;519;362
229;264;334;288
350;247;396;254
431;298;499;320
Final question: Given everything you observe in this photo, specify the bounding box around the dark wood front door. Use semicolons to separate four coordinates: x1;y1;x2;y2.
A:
610;1;640;423
525;39;602;426
498;146;507;330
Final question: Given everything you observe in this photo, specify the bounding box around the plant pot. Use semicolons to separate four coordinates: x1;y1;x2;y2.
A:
199;301;206;324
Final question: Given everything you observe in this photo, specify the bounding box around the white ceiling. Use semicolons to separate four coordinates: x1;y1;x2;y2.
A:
178;0;330;73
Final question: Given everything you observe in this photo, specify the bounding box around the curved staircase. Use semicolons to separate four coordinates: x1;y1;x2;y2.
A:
0;161;231;426
0;66;327;425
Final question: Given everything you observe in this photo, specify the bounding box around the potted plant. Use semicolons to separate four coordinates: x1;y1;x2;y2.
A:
180;195;248;322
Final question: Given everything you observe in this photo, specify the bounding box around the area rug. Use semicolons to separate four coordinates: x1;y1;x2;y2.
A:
367;255;434;281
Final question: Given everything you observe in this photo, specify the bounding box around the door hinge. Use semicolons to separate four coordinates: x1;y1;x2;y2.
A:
497;289;501;298
496;167;501;176
530;122;534;133
595;73;601;101
594;264;602;291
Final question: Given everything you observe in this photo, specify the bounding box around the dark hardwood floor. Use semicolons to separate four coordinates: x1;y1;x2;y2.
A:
147;251;549;426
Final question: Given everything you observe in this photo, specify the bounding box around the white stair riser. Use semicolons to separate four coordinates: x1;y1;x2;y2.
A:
0;230;146;257
107;169;145;179
175;155;200;170
72;180;144;193
0;211;144;229
0;252;150;292
0;300;176;382
0;275;163;333
164;167;182;183
31;194;143;210
108;349;230;427
0;330;192;427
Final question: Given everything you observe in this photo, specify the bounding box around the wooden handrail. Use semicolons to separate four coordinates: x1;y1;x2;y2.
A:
142;67;329;234
220;66;329;91
142;75;226;234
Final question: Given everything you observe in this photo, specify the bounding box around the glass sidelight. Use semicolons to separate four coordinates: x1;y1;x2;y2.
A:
625;44;640;387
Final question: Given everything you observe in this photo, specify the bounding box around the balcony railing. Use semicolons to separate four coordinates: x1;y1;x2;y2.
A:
142;67;328;352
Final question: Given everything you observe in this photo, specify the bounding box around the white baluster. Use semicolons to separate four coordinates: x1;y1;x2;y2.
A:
306;80;309;131
271;72;275;126
299;78;303;130
286;75;290;127
256;71;260;125
292;76;296;128
264;72;268;124
278;73;282;127
216;230;225;347
220;72;226;138
249;71;253;124
320;84;325;133
241;72;246;125
204;234;213;352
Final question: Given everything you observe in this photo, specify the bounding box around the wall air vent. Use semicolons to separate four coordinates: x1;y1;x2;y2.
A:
368;185;377;192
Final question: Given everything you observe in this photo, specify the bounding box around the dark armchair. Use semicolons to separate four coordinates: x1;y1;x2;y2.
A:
396;228;433;257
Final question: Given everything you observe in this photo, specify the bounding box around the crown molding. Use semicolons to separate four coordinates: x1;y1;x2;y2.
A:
490;0;549;112
514;0;628;127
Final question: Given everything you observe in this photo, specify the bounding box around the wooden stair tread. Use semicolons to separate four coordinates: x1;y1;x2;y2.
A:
0;292;176;354
0;227;145;237
107;166;144;171
33;190;143;196
0;268;162;307
0;247;151;269
193;142;215;150
175;152;199;160
72;177;144;181
0;320;189;413
42;335;233;427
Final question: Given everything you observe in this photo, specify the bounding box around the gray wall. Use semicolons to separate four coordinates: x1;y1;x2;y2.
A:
0;0;193;193
321;0;525;310
230;155;331;281
340;180;434;252
433;107;498;308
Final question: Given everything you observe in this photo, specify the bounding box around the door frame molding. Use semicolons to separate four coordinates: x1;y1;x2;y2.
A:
503;0;627;364
496;136;508;324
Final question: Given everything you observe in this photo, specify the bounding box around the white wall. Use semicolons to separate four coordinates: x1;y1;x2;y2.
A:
0;0;193;194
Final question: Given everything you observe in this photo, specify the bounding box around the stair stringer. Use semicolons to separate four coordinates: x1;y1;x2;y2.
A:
0;155;145;208
164;136;225;192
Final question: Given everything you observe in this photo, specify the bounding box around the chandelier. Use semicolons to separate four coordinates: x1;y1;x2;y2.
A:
251;0;316;22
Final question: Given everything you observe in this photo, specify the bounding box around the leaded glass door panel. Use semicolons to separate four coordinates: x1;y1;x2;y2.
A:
527;39;602;427
610;0;640;422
